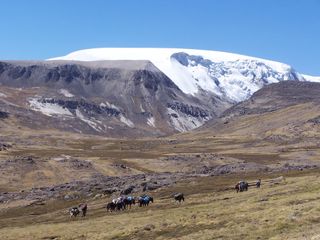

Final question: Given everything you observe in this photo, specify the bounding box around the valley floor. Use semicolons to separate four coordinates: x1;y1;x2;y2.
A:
0;119;320;239
1;170;320;240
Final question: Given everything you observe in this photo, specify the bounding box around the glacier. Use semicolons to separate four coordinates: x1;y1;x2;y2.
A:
49;48;320;102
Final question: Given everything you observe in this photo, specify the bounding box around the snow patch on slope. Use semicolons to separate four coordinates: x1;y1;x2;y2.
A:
147;117;155;127
75;109;102;132
139;104;145;112
302;74;320;82
100;101;120;111
29;98;73;117
119;114;134;128
168;108;207;132
59;89;74;98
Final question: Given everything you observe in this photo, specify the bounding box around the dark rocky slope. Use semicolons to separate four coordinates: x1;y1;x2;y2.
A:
0;60;231;137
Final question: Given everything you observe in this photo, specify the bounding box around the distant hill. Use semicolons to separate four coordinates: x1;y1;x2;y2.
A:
198;81;320;143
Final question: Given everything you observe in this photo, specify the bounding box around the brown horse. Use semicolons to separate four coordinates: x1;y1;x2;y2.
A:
78;203;87;217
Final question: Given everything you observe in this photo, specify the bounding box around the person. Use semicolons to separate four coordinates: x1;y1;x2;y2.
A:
256;179;261;188
239;180;245;191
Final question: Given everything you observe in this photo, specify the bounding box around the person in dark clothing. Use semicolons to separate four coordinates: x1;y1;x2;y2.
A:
256;179;261;188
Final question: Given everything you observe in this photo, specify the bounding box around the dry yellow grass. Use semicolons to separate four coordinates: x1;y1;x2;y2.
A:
1;172;320;240
1;119;319;193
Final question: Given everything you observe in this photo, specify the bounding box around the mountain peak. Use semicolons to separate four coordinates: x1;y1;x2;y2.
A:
1;48;319;137
49;48;319;102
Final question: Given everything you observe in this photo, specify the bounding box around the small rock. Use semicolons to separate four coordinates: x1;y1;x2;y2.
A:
143;224;155;231
259;198;269;202
121;185;135;195
103;188;117;194
94;194;102;199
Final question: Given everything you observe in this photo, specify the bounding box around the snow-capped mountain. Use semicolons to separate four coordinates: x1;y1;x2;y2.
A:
301;74;320;82
0;48;319;137
50;48;320;102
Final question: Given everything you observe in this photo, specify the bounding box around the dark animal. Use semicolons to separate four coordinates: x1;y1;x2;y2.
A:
123;196;136;209
106;202;116;212
138;195;153;207
235;181;249;193
174;193;185;202
69;203;87;218
69;207;80;218
107;198;125;212
78;203;87;217
116;200;125;211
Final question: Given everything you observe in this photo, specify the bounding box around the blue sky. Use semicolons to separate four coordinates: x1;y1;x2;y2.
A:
1;0;319;75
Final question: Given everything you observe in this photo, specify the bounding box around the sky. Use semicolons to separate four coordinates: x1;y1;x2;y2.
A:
0;0;319;75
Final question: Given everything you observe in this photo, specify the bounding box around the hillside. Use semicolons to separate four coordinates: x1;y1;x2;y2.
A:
0;60;229;137
0;81;319;239
197;81;320;141
2;171;320;240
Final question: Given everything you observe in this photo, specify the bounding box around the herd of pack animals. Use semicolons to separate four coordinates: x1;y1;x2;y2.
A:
68;179;262;218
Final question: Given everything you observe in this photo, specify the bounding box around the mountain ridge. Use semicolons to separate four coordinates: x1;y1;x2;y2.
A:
1;48;319;137
49;48;320;102
0;60;228;136
197;81;320;141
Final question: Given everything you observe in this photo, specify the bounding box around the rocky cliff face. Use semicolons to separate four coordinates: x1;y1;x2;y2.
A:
0;60;230;137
